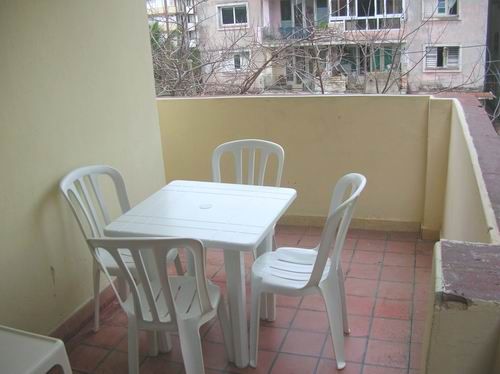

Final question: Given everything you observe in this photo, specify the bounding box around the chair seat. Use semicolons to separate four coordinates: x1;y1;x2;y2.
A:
123;276;221;323
252;247;331;293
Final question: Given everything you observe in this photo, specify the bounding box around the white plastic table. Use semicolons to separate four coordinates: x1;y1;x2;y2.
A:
104;180;296;367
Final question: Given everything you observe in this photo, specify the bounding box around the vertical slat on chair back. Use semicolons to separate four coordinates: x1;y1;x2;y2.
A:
212;139;284;187
306;174;366;287
60;165;130;239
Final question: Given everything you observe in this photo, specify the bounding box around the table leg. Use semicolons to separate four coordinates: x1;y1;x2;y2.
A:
223;250;249;368
256;233;276;321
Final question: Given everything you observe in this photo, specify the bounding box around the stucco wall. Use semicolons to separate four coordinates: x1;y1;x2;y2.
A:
158;95;430;230
441;100;496;243
0;1;165;334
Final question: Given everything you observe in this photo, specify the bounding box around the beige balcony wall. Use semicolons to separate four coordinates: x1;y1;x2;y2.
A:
441;100;498;243
158;95;431;231
0;1;165;334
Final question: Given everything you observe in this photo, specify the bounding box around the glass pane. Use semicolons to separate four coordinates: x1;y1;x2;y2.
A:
281;0;292;21
394;0;402;13
448;0;458;15
368;18;378;29
437;47;444;67
347;0;354;16
234;54;241;69
358;0;375;16
376;0;384;15
437;0;446;14
221;7;234;24
374;49;381;71
234;6;247;23
332;0;339;16
294;0;303;27
316;0;329;23
384;47;393;70
357;19;367;29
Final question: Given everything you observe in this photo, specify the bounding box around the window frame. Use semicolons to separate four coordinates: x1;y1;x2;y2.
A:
217;2;249;30
330;0;404;30
436;0;458;17
423;44;462;72
222;50;251;72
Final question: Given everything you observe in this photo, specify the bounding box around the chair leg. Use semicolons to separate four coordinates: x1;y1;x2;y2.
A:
92;261;100;332
249;282;262;368
174;252;184;275
128;319;140;374
337;265;350;335
148;331;159;356
320;282;346;370
217;297;234;362
177;320;205;374
54;342;72;374
158;331;173;353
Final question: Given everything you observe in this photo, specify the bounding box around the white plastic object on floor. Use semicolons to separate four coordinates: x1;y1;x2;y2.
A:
212;139;284;187
86;237;234;374
0;325;71;374
59;165;183;332
249;173;367;370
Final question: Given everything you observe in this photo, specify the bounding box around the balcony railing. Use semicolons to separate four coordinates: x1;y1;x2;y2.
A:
261;26;313;42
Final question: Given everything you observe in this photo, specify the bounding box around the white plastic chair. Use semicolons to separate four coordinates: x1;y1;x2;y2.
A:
249;173;367;370
0;325;71;374
86;237;234;374
212;139;284;187
59;165;183;332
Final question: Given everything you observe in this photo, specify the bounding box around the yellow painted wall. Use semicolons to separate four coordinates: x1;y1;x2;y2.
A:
421;98;452;238
0;1;165;333
158;95;430;229
441;100;499;243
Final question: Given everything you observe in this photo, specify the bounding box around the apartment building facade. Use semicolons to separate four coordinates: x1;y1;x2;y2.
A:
148;0;489;94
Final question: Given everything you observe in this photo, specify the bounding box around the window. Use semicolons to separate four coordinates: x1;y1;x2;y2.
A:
437;0;458;16
425;46;460;70
331;0;403;17
218;4;248;27
224;51;250;71
280;0;292;21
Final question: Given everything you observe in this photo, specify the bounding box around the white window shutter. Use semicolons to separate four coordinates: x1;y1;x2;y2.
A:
425;47;438;69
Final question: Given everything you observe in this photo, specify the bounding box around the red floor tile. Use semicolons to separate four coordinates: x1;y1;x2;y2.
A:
352;251;383;265
388;231;419;241
262;307;296;328
292;309;330;332
345;278;378;297
347;316;371;337
386;241;416;254
365;340;409;368
276;225;307;235
322;336;367;363
380;266;415;283
347;263;381;280
412;302;428;321
415;268;431;284
257;326;287;351
374;299;411;320
83;325;127;349
201;341;229;370
204;321;226;344
299;235;321;248
275;234;302;247
281;330;326;356
227;350;277;374
115;330;150;355
344;238;357;250
369;318;411;342
301;294;326;311
362;365;407;374
270;353;318;374
356;239;386;252
277;295;301;308
416;241;434;256
416;255;433;268
410;343;423;369
383;253;415;267
317;359;362;374
346;296;375;317
414;284;431;301
68;345;109;372
342;250;354;263
411;320;425;343
377;282;413;300
95;350;129;374
140;357;184;374
348;229;387;240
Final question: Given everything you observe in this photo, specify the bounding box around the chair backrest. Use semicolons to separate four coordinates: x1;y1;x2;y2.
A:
59;165;130;239
212;139;285;187
86;237;213;328
306;173;367;287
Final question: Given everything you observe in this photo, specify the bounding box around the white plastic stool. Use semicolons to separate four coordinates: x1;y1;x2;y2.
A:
0;325;71;374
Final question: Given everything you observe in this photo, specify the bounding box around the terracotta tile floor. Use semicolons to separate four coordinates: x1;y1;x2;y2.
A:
66;226;434;374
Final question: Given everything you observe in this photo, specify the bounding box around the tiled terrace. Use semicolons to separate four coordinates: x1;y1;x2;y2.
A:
65;226;433;374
